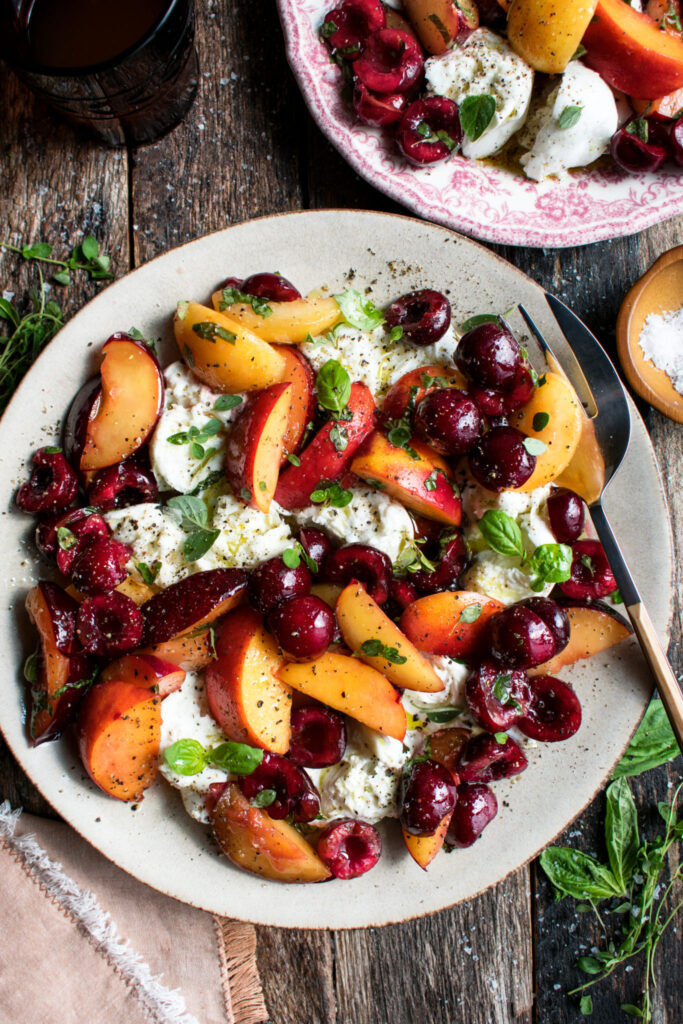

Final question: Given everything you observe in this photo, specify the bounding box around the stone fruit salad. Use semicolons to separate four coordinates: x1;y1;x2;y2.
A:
16;271;632;883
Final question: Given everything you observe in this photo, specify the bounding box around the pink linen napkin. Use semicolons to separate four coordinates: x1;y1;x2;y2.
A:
0;802;270;1024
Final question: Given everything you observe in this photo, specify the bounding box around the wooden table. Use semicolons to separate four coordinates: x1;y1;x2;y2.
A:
1;4;681;1022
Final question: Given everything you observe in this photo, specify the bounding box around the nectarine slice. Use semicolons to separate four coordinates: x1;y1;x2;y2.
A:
80;336;165;472
528;601;632;676
277;651;407;741
99;653;186;698
511;372;583;491
138;628;215;672
583;0;683;96
212;783;331;882
273;345;316;462
400;591;504;658
205;607;292;753
402;813;452;870
336;581;444;693
402;0;477;54
507;0;598;74
224;382;292;513
141;568;248;647
174;301;286;392
351;431;462;526
77;681;161;802
210;291;342;343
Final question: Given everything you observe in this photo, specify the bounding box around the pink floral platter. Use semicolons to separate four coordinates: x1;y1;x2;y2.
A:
277;0;683;248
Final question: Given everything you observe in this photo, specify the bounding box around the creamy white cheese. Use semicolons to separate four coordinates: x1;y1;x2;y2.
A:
425;29;534;159
520;61;618;181
150;361;244;493
288;484;414;563
105;503;191;587
210;494;293;566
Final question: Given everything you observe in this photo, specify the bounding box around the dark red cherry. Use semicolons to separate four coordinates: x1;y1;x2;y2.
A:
520;596;570;653
317;819;382;879
610;123;668;174
469;385;506;417
502;363;536;412
321;0;385;60
468;425;536;491
446;783;498;847
288;705;347;767
16;447;79;515
458;732;528;784
323;543;392;604
55;513;111;576
218;276;243;291
410;533;468;594
487;603;557;670
518;675;582;742
385;289;452;347
241;272;301;303
426;726;471;775
547;487;585;544
399;759;457;836
70;536;132;595
355;28;423;94
387;577;418;611
559;540;617;600
455;321;521;391
86;458;158;511
414;388;483;454
297;527;333;572
35;506;98;560
76;592;143;658
269;595;336;660
465;661;531;732
249;555;311;614
238;752;320;822
353;80;408;126
396;96;462;165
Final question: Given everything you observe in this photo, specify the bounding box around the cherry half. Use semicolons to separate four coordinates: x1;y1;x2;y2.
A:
288;705;347;768
238;752;320;822
16;447;79;515
399;759;457;836
396;97;462;165
355;28;423;94
385;289;452;347
559;540;617;600
518;675;582;742
446;783;498;848
317;819;382;879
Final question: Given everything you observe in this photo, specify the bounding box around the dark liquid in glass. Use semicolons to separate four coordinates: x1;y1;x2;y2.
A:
0;0;198;146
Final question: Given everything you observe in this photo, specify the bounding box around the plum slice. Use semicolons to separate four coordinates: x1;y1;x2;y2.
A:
141;568;249;647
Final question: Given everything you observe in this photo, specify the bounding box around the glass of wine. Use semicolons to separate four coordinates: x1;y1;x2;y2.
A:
0;0;199;147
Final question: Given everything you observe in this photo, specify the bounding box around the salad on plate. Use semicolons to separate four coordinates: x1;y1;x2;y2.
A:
16;271;633;883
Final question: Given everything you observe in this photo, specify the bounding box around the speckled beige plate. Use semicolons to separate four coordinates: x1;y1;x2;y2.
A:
0;211;673;929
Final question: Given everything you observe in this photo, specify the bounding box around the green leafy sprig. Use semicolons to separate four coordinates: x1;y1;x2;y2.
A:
1;236;113;286
478;509;572;591
163;738;263;776
167;494;220;561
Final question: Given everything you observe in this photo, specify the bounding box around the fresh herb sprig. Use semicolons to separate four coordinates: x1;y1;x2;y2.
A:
167;494;220;561
163;738;263;776
478;509;572;591
1;236;113;286
353;638;407;665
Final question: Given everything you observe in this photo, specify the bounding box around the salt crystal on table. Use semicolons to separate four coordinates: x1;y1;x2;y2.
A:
638;307;683;395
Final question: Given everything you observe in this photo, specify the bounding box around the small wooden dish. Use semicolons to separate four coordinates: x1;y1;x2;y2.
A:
617;245;683;424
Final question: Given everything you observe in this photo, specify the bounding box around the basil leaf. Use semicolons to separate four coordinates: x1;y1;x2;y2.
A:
219;287;272;318
214;394;243;411
334;288;385;331
459;603;482;623
209;741;264;775
389;325;403;342
167;494;209;530
251;788;277;808
57;526;78;551
23;650;39;685
282;547;301;569
192;321;236;343
612;700;679;779
460;312;500;333
527;543;572;591
424;706;463;724
459;94;497;141
557;104;583;130
355;639;407;664
604;778;640;890
316;359;352;415
539;846;623;901
163;739;209;776
184;528;220;562
329;423;349;452
287;453;301;467
532;411;550;431
310;481;353;508
479;510;525;559
492;672;521;710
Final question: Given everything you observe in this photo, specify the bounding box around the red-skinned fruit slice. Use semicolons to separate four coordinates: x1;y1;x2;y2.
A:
77;680;161;802
272;346;316;463
399;590;504;658
211;782;331;883
99;653;186;697
528;599;633;677
25;582;94;745
382;364;467;421
140;568;248;647
75;334;164;472
275;381;376;510
224;383;293;512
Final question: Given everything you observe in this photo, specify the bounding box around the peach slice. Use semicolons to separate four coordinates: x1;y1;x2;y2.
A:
351;431;462;525
399;591;504;658
632;87;683;119
278;651;407;741
99;653;186;698
382;364;467;421
583;0;683;96
174;301;286;392
336;581;444;693
205;607;292;754
273;345;316;463
507;0;598;74
138;628;215;672
510;371;583;491
210;290;342;344
77;680;161;802
211;783;331;883
402;813;452;870
25;582;94;745
77;335;164;472
528;601;632;676
402;0;478;54
224;382;292;513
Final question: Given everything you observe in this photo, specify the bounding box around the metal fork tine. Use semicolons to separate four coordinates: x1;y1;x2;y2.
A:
517;303;598;418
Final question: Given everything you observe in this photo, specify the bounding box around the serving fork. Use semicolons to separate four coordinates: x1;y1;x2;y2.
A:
518;295;683;753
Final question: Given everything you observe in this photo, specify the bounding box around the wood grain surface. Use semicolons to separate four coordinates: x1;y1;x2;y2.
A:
0;1;681;1021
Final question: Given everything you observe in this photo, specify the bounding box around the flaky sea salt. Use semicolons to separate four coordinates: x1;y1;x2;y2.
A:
638;307;683;395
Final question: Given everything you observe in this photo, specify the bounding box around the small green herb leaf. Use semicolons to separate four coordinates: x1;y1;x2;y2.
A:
316;359;352;415
163;739;209;776
214;393;243;411
310;480;354;508
459;94;497;141
527;543;572;591
251;788;277;808
287;453;301;466
219;287;272;318
209;741;264;775
333;288;385;331
479;510;525;560
494;731;508;744
282;547;301;569
329;423;349;452
532;411;550;431
557;104;583;130
459;603;482;623
389;325;403;342
424;706;463;724
523;436;547;456
57;526;78;551
23;650;39;685
355;639;408;664
460;313;500;333
136;560;161;585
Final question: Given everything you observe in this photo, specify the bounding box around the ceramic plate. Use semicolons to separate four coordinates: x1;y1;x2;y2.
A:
0;211;672;928
278;0;683;249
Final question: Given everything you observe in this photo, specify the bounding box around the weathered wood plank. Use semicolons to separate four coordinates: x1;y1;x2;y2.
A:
255;928;336;1024
0;65;129;817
